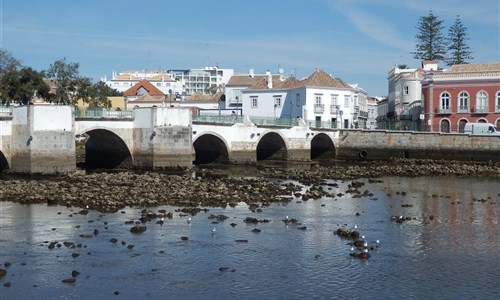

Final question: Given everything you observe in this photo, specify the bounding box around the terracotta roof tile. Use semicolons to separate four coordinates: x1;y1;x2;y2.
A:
246;69;350;90
447;62;500;72
123;79;164;97
226;75;267;86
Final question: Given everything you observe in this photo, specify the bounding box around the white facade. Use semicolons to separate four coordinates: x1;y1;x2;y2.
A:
101;70;183;96
240;70;368;129
169;67;234;96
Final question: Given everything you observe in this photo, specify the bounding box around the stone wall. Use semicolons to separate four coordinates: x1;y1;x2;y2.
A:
336;130;500;161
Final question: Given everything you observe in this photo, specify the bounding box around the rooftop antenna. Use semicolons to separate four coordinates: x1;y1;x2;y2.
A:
205;42;210;67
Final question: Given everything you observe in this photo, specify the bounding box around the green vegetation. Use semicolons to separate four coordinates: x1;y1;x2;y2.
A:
0;50;122;107
413;11;473;67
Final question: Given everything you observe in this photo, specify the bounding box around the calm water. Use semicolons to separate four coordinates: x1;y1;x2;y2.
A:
0;176;499;300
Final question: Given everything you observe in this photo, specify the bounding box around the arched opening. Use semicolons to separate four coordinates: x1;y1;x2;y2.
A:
0;151;9;172
477;119;487;123
458;119;468;133
496;119;500;129
310;133;335;160
256;132;287;161
440;119;450;133
78;129;132;169
193;134;228;165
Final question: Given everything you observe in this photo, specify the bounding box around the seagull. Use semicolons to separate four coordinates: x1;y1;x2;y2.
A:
211;227;216;234
85;205;89;209
187;217;192;224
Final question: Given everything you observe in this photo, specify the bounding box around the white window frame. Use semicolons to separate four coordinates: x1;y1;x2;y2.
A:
458;91;469;112
273;96;282;108
251;96;258;108
440;92;451;110
403;86;409;95
331;94;338;107
315;94;323;105
344;95;350;108
476;91;488;108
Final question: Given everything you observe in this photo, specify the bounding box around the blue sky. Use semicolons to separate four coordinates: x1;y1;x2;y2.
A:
1;0;499;96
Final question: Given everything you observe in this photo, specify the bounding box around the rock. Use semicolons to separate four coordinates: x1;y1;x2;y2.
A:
71;253;80;258
0;268;6;277
127;244;135;250
251;228;261;233
130;226;147;234
62;277;76;284
72;270;80;277
181;236;189;241
3;282;11;287
235;239;248;243
219;267;230;272
109;238;118;244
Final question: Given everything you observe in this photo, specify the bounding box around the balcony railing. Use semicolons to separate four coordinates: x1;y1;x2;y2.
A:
472;106;489;114
314;104;325;114
330;105;339;114
436;107;451;114
457;106;469;113
74;108;134;119
0;105;13;117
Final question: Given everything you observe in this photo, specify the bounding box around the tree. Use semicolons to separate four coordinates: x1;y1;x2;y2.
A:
0;48;21;79
45;58;81;104
446;15;473;66
0;66;48;105
413;10;447;62
75;79;116;108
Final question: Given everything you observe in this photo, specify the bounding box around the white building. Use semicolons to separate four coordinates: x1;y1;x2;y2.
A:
240;69;368;129
168;66;234;96
225;69;286;111
101;70;183;96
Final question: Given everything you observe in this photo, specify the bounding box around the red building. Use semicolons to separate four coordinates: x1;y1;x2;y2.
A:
421;62;500;133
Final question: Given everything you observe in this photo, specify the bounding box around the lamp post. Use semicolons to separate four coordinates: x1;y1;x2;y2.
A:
168;89;173;107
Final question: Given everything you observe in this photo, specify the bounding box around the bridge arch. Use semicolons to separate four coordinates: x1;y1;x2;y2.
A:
0;149;9;172
192;132;229;165
77;128;132;169
310;133;336;160
256;131;288;161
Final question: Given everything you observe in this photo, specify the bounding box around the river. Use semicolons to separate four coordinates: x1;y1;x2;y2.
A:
0;175;499;299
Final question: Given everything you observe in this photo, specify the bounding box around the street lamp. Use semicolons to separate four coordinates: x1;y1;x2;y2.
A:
168;89;173;107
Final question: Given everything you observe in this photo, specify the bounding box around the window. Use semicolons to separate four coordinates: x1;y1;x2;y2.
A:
476;91;488;112
274;96;281;108
296;93;300;107
251;96;258;108
315;94;323;105
439;92;451;111
458;92;469;112
344;96;350;108
403;86;409;95
496;91;500;112
331;94;338;107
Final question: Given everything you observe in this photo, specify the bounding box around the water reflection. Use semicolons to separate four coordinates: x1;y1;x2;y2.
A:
0;176;498;299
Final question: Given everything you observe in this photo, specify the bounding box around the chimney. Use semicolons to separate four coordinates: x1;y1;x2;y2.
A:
422;60;438;71
266;70;272;89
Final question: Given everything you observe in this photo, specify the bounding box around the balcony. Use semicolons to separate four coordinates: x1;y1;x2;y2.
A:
436;107;451;114
330;105;340;114
457;106;469;113
314;104;325;114
472;106;489;114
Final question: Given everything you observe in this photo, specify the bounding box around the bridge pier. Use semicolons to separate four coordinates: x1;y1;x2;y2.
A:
10;105;75;174
132;108;194;169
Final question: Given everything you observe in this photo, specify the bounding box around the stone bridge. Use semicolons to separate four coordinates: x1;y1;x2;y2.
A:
0;105;340;174
0;105;498;174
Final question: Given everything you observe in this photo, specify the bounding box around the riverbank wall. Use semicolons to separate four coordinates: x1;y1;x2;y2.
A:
336;130;500;162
